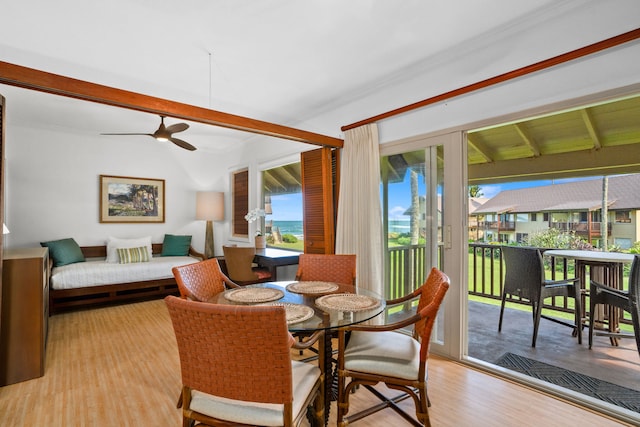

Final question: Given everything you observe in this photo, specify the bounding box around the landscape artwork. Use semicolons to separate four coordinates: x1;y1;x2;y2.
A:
99;175;165;223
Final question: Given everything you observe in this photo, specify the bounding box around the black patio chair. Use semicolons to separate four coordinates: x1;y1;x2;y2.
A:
589;254;640;356
498;246;582;347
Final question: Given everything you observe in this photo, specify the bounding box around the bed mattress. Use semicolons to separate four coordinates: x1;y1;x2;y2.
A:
50;256;198;290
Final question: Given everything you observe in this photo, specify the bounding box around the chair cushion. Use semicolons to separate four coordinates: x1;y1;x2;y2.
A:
189;360;320;426
344;330;422;380
253;267;272;280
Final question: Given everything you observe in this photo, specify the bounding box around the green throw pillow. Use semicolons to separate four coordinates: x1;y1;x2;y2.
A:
161;234;192;256
41;238;85;267
117;246;150;264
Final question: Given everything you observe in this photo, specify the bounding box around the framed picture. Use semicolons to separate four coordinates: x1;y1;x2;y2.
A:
99;175;165;223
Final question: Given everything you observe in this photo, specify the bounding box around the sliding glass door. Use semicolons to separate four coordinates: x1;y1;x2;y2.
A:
380;132;466;356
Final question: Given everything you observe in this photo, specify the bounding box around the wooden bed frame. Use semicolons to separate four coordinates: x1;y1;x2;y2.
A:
49;243;204;315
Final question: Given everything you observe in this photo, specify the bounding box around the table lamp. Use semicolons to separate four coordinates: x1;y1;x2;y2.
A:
196;192;224;259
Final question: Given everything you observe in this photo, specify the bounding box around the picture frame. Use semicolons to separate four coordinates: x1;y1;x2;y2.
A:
99;175;165;223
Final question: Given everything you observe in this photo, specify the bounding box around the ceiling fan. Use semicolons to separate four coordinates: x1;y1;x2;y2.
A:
101;115;197;151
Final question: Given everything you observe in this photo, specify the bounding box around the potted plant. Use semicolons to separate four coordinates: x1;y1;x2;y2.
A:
244;208;266;248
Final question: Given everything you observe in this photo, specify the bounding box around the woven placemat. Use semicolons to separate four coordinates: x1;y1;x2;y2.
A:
286;281;340;295
261;302;315;325
315;293;381;312
224;287;284;303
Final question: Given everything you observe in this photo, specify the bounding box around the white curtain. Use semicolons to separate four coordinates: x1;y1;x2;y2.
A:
335;123;383;295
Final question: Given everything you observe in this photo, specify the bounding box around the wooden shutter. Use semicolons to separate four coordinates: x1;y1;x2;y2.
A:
301;147;339;254
0;95;5;329
232;169;249;237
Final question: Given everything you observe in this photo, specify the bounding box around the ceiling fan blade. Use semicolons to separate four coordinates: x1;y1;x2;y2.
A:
101;133;154;137
169;137;197;151
165;122;189;134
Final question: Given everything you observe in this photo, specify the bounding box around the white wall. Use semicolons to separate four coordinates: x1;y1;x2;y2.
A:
4;124;228;255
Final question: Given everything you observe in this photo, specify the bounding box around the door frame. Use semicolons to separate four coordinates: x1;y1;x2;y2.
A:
380;131;467;358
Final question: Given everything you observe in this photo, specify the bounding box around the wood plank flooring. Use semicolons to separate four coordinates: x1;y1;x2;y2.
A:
0;299;633;426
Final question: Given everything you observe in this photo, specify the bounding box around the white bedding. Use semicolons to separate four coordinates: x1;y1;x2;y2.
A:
50;256;199;290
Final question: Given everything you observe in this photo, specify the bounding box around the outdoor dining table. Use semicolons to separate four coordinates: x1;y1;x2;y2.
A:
206;280;386;424
544;249;635;345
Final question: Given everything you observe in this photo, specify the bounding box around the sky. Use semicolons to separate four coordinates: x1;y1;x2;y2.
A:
267;174;605;222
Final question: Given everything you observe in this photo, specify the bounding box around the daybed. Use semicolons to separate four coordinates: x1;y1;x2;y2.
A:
48;243;203;314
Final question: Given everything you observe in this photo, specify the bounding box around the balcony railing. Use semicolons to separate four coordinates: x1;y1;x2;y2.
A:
477;221;516;231
549;221;612;236
387;243;632;327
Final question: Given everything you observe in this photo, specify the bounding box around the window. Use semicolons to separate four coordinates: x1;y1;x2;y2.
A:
516;232;528;243
262;162;303;250
615;210;631;223
614;238;632;249
531;213;537;222
543;212;550;222
516;214;528;222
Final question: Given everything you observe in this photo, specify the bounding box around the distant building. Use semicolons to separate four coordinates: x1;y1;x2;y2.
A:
471;174;640;249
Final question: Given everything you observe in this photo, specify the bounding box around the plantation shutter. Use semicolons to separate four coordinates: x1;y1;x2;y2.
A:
232;168;249;237
301;147;339;254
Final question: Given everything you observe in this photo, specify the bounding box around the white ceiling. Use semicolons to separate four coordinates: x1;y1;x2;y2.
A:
0;0;614;153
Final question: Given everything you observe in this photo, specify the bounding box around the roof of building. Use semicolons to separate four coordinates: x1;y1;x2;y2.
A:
473;174;640;214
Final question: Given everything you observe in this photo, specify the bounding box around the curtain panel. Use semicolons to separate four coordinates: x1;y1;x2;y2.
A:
336;124;383;295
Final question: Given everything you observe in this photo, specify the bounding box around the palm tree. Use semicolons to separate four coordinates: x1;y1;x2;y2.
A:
469;185;484;197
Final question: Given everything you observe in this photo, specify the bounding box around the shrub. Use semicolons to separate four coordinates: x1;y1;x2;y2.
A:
628;241;640;254
282;234;298;243
523;228;593;250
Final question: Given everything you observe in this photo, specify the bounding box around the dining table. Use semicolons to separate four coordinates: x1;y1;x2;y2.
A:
544;249;635;345
206;280;386;424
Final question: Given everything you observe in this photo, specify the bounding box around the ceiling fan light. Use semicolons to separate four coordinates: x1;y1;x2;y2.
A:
156;136;169;142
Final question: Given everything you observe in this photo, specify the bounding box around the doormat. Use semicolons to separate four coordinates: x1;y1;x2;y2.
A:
495;352;640;413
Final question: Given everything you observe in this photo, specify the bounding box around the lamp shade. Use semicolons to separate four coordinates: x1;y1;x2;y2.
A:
196;192;225;221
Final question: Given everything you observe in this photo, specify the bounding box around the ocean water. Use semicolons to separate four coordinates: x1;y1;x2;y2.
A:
271;220;304;238
269;219;411;237
389;219;411;234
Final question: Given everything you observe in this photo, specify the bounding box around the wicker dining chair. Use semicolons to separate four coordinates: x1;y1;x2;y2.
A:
165;295;324;427
293;253;357;356
336;267;450;427
222;245;272;285
171;257;239;301
499;246;582;347
295;253;356;286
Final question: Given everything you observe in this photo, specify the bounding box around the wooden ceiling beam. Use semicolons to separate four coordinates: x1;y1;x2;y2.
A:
0;61;344;149
467;134;494;162
580;108;602;150
469;143;640;184
514;123;541;157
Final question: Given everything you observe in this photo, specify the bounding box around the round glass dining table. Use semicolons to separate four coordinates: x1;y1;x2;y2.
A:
206;280;386;425
207;280;386;332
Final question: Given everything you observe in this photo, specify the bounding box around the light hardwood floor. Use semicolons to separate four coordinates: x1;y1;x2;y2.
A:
0;299;632;426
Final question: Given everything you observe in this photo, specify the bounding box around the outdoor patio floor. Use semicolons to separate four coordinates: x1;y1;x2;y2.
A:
467;300;640;393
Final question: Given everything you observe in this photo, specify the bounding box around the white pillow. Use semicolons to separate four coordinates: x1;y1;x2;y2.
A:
105;236;153;263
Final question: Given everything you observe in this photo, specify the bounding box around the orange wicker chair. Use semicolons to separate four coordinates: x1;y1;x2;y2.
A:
171;257;238;301
336;267;450;427
165;295;324;427
295;254;356;286
293;254;357;356
222;245;272;285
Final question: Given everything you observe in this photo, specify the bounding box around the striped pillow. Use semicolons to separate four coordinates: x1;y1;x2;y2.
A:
117;246;150;264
